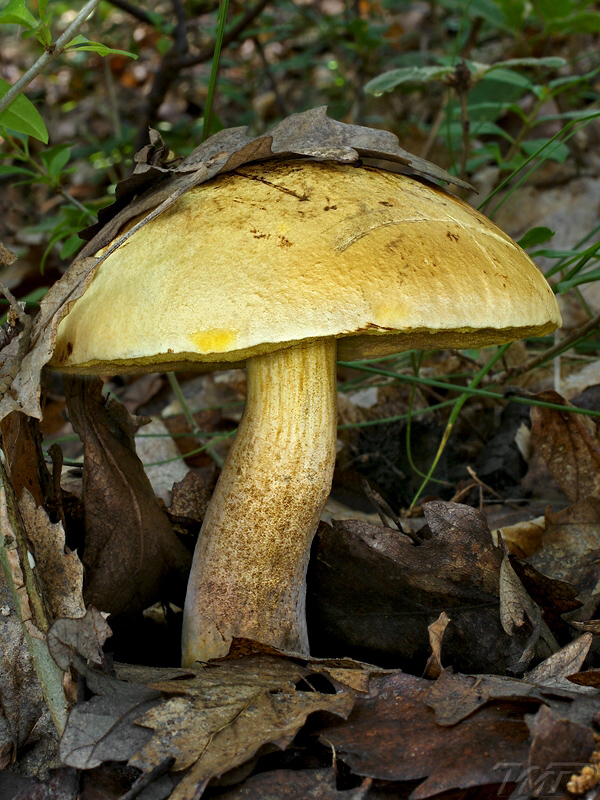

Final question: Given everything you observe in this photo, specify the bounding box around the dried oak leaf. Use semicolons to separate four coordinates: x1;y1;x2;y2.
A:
529;389;600;502
18;490;84;620
47;606;111;671
58;676;161;771
527;499;600;600
63;375;191;616
217;768;371;799
427;659;599;731
0;107;470;425
308;501;531;673
315;672;530;799
128;654;356;800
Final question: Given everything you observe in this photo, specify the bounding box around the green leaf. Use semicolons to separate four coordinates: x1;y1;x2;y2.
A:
535;0;572;19
0;0;38;29
64;34;137;59
40;143;71;181
495;0;527;30
364;65;453;95
478;67;533;90
521;138;570;162
0;163;35;176
517;227;555;249
487;57;566;72
545;11;600;33
60;235;82;260
0;79;48;143
558;268;600;293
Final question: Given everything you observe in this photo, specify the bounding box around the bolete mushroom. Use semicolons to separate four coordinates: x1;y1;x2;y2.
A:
49;159;561;666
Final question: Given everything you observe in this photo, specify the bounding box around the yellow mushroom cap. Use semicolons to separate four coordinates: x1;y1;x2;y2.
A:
50;160;561;373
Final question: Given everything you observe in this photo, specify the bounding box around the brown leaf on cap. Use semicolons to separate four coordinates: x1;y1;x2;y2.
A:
316;671;530;798
63;375;191;616
529;389;600;502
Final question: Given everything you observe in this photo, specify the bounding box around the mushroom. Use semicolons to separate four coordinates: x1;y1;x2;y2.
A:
49;160;561;666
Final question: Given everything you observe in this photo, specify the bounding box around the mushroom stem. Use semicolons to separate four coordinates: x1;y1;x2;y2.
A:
181;338;338;665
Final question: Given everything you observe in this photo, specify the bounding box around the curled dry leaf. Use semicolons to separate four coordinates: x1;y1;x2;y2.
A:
18;489;84;620
529;389;600;502
423;611;450;680
0;107;470;425
526;634;594;691
63;375;191;616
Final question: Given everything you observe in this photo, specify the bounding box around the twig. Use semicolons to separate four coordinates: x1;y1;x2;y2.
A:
103;0;155;25
253;36;288;118
0;0;102;116
136;0;270;148
178;0;271;69
491;309;600;384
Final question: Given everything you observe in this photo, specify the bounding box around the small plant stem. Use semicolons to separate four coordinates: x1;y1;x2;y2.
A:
166;373;224;467
408;344;511;508
458;87;470;182
202;0;230;142
503;96;545;165
59;188;96;219
0;0;102;115
337;359;600;419
492;308;600;384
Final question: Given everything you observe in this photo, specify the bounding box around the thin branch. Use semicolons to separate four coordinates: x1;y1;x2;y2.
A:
102;0;155;25
492;310;600;384
177;0;271;68
136;0;271;147
0;0;102;115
